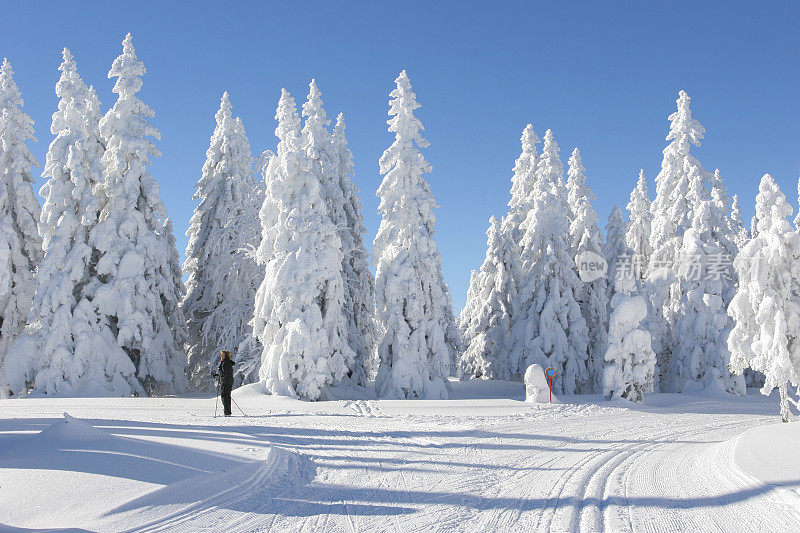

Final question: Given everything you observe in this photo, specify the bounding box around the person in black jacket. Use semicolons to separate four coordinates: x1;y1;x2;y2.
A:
217;350;235;416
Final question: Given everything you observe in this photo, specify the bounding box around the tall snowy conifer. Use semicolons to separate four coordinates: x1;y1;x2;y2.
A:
331;112;377;380
253;89;353;401
604;207;630;298
730;194;748;250
674;197;744;394
509;130;589;394
566;148;607;393
301;81;371;385
0;59;42;389
373;71;455;399
460;215;521;380
502;124;540;245
88;34;187;395
729;175;800;421
2;50;105;395
183;93;261;389
626;169;652;281
603;229;656;405
648;90;708;391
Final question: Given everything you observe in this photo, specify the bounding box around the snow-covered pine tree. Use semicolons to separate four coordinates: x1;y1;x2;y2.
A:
2;49;108;395
603;253;656;404
460;215;521;380
253;89;353;401
331;112;377;380
182;92;261;390
301;81;370;386
88;34;187;395
509;129;589;394
730;194;748;251
626;169;652;281
603;207;629;293
674;197;744;395
0;59;42;390
373;71;455;399
648;90;709;391
502;124;540;245
729;174;800;422
566;147;607;393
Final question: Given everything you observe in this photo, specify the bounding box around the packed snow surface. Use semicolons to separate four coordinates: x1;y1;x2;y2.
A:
1;380;799;532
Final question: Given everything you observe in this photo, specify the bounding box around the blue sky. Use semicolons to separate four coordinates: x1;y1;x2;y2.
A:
2;1;799;311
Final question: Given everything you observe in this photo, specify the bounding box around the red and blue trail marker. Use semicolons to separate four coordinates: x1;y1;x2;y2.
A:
545;367;556;403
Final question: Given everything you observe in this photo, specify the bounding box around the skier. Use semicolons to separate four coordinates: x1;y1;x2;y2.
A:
216;350;235;416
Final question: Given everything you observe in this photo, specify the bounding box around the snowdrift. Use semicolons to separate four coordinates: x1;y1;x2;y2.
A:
0;413;306;531
734;421;800;488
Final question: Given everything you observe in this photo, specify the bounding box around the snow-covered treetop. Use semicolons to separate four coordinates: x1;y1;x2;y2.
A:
536;129;564;191
508;124;540;210
375;70;438;255
100;33;160;170
755;173;793;235
0;58;37;160
666;90;705;150
567;147;600;252
39;48;103;248
604;206;629;281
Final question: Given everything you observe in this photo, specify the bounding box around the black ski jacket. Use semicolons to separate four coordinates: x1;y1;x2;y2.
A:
218;358;235;389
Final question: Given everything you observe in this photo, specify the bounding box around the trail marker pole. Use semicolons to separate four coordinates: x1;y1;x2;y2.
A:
545;367;556;403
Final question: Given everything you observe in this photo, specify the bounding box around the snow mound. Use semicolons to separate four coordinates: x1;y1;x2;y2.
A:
38;413;114;442
734;422;800;488
108;445;314;525
525;364;556;403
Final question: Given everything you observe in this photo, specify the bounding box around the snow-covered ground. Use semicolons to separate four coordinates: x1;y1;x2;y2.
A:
1;380;798;532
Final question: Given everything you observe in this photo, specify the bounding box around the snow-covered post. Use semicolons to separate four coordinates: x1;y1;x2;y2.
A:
460;215;521;380
567;147;607;393
253;89;353;401
729;175;800;422
89;34;188;395
373;71;456;399
510;129;588;394
0;58;42;389
182;92;261;390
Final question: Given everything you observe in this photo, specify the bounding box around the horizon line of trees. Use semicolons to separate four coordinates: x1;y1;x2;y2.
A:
0;34;797;421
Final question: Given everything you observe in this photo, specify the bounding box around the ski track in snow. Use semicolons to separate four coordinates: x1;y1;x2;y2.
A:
1;388;799;532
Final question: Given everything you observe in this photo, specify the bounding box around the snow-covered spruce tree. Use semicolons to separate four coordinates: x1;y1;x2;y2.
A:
729;175;800;422
373;71;456;399
647;90;708;391
626;169;652;281
566;148;607;393
331;112;377;380
603;207;629;294
730;194;748;251
673;197;744;395
603;254;656;404
509;129;589;394
88;34;187;395
2;50;113;395
0;59;42;391
182;92;261;390
502;124;540;245
253;89;353;401
301;81;371;386
460;215;522;380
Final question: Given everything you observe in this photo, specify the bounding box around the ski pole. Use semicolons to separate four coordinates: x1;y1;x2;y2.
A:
213;379;220;418
231;395;247;417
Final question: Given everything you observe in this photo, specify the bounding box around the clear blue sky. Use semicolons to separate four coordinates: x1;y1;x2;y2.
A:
2;1;799;311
